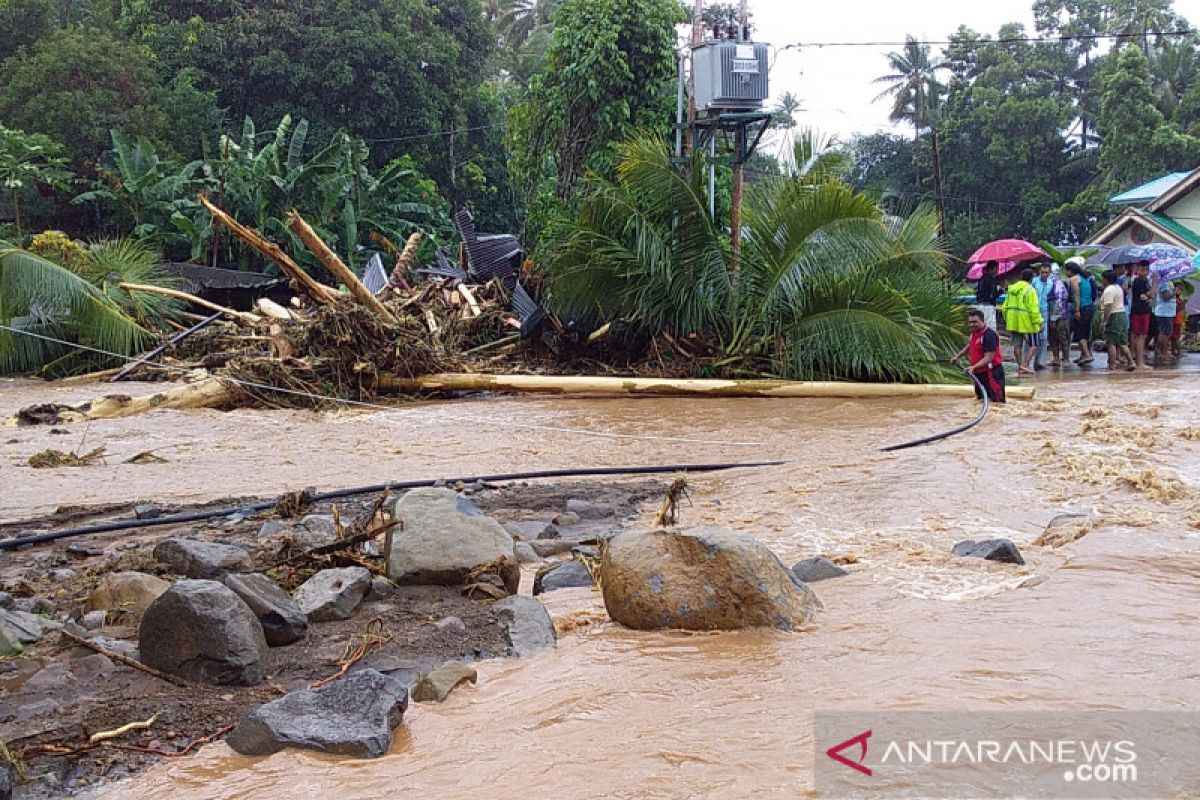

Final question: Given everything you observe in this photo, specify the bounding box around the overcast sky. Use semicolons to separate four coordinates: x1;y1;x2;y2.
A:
741;0;1200;142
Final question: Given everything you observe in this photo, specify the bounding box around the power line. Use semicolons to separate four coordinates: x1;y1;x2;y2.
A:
774;29;1198;51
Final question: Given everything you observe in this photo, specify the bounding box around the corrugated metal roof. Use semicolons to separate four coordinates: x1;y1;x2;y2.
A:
161;263;288;292
1109;172;1191;205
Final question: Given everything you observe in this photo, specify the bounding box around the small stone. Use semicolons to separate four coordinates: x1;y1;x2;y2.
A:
1046;513;1089;530
0;764;10;800
434;616;467;634
529;540;576;558
537;525;561;540
571;545;600;559
153;538;252;579
82;636;139;661
502;521;556;541
79;610;107;630
123;542;139;550
224;513;247;527
65;542;104;558
292;515;339;551
85;572;171;616
366;576;395;601
533;560;595;595
412;662;477;703
551;511;581;527
226;669;408;758
23;659;70;691
293;567;371;622
13;597;54;615
223;573;309;647
69;653;115;681
565;498;616;519
16;698;60;722
790;557;849;583
134;504;161;520
258;521;287;538
0;592;11;610
0;607;60;644
49;568;77;582
952;539;1026;565
514;542;540;564
493;596;556;658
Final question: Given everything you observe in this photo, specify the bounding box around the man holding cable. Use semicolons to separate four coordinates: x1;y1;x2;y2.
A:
951;308;1006;404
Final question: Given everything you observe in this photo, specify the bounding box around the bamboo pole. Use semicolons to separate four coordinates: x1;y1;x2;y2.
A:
5;377;236;427
379;373;1037;401
391;232;422;286
198;195;340;305
119;283;260;326
285;210;398;323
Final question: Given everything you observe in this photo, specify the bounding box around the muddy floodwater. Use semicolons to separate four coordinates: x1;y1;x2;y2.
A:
3;367;1200;799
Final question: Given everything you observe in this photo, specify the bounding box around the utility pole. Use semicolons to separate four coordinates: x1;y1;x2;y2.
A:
729;0;749;282
686;0;703;156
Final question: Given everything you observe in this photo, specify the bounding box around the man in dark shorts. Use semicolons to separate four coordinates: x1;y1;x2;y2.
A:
951;308;1006;404
1129;260;1152;369
1066;260;1095;364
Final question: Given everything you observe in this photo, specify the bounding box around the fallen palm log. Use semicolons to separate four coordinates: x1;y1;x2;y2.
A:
118;283;260;326
256;298;295;321
391;232;422;286
286;210;398;323
199;195;340;305
380;373;1037;400
6;376;236;427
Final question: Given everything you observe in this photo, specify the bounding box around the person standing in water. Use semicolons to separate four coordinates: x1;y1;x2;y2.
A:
975;261;1001;331
1100;270;1136;371
1002;267;1044;375
1066;259;1095;365
951;308;1006;404
1153;276;1177;366
1129;260;1152;369
1030;263;1054;369
1047;265;1071;367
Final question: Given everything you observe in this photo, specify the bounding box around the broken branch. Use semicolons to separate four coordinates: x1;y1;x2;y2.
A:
285;210;398;323
89;713;161;744
118;283;260;327
60;629;189;687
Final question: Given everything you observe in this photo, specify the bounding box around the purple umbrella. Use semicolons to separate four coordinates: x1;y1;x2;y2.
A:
1149;257;1196;282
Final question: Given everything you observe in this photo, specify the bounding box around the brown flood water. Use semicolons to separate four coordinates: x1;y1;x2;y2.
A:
4;367;1200;798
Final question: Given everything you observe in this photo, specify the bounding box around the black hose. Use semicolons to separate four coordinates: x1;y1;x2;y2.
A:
879;371;990;453
0;461;786;551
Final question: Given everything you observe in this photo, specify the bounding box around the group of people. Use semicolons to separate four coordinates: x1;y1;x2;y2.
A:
958;257;1189;403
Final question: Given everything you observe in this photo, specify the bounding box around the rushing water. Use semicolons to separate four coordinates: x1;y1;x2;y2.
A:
5;368;1200;798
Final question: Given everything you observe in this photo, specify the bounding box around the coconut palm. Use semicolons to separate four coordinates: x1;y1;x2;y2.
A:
1109;0;1183;52
544;134;962;382
874;35;946;200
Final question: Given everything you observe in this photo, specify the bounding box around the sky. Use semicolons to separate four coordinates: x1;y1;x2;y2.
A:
738;0;1200;142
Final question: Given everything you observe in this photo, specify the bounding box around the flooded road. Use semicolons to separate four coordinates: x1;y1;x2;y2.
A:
4;366;1200;798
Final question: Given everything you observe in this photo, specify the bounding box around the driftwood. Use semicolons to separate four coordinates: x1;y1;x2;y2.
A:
457;284;482;317
380;373;1038;400
89;713;160;744
60;629;188;687
390;232;422;287
5;377;236;426
255;298;295;321
199;195;340;305
118;283;260;326
286;211;398;323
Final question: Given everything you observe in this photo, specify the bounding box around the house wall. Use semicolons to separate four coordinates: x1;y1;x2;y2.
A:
1161;191;1200;236
1105;227;1178;248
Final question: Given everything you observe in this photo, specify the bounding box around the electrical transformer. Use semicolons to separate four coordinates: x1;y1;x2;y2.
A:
692;41;769;115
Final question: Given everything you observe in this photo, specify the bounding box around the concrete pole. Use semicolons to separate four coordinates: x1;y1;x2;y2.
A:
686;0;703;155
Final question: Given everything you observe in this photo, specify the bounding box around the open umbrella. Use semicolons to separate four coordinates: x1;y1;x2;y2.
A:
1149;257;1196;282
966;259;1020;281
1097;243;1189;265
968;239;1047;265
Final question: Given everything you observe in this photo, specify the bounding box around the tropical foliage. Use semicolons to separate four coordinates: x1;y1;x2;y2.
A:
0;126;72;237
545;135;962;382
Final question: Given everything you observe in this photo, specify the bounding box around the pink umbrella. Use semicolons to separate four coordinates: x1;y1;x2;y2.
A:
966;259;1019;281
966;239;1048;280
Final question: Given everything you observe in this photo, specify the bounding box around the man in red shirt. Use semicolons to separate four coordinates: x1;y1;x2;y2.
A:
951;308;1006;404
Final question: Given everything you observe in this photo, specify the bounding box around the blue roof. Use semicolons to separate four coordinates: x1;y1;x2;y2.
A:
1109;172;1192;205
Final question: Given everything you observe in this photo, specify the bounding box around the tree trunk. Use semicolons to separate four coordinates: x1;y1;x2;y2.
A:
930;128;948;238
380;373;1036;400
285;210;398;323
6;377;236;427
11;189;21;238
118;282;261;326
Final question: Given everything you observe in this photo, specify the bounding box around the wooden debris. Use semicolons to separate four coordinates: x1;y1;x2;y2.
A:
199;195;340;305
28;447;106;468
391;232;422;287
256;298;295;321
457;284;482;317
60;629;189;688
88;713;160;744
118;283;260;326
308;619;391;689
652;477;690;527
286;210;398;323
6;377;236;427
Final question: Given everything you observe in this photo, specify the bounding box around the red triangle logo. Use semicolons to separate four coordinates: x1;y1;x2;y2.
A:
827;730;873;776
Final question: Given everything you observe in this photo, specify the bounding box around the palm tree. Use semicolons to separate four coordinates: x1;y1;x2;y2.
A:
544;134;962;382
497;0;562;50
873;36;945;171
1109;0;1182;53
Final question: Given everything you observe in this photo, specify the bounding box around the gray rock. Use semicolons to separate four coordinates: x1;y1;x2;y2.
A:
65;542;103;558
0;624;21;656
79;610;107;630
258;520;287;539
565;498;616;519
48;568;77;582
293;567;371;622
412;662;477;703
537;525;561;540
530;540;577;558
16;699;60;722
70;653;116;681
0;764;10;800
790;557;849;583
366;575;395;601
13;597;54;615
226;668;408;758
434;616;467;634
1046;513;1090;530
551;511;581;527
83;636;139;661
24;659;69;692
514;542;540;564
153;538;252;579
493;596;556;658
572;545;600;559
0;607;60;644
952;539;1026;565
139;580;268;685
533;560;595;595
134;504;161;520
599;528;822;632
502;521;555;541
223;573;308;646
85;571;170;616
0;592;11;610
293;515;339;551
384;489;517;592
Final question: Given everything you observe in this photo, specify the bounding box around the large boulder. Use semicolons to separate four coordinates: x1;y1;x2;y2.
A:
384;489;518;593
532;560;595;595
153;538;252;579
600;528;822;632
84;571;170;616
0;608;60;646
790;557;849;583
226;669;408;758
493;595;556;657
952;539;1026;565
292;567;371;622
139;580;268;685
223;573;309;646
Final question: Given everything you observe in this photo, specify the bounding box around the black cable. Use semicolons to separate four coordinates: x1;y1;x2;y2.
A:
879;371;990;452
0;461;786;551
